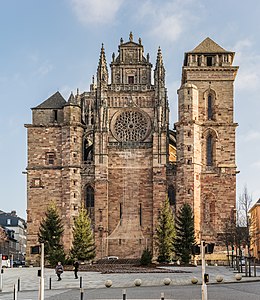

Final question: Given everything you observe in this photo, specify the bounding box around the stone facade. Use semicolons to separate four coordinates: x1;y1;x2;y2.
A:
249;199;260;259
25;34;238;263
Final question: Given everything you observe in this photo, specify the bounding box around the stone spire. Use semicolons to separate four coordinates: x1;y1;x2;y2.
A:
154;46;165;87
154;47;168;131
66;91;81;107
97;43;108;84
67;91;76;105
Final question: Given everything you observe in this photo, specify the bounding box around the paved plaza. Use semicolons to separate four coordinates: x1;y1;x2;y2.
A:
0;265;260;299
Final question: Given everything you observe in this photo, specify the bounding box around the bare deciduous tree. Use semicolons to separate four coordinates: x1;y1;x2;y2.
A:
237;185;252;257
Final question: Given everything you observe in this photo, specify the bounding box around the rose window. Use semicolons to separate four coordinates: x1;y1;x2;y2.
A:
112;110;150;142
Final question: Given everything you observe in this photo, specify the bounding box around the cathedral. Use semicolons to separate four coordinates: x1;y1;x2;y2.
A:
25;33;238;262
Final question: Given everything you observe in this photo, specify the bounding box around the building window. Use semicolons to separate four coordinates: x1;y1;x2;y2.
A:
139;203;142;226
128;76;134;84
7;219;11;225
168;186;176;206
31;178;41;188
85;186;94;208
208;95;213;120
120;203;123;225
46;152;55;165
206;134;213;166
53;110;58;121
207;56;213;66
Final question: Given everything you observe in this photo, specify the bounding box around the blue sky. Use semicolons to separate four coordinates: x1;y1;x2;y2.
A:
0;0;260;219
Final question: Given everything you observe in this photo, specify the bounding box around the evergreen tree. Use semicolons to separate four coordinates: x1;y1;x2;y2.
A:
140;248;153;266
174;203;195;264
38;201;65;266
70;208;96;261
155;198;175;262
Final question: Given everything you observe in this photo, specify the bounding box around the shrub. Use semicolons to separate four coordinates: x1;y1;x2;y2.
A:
140;248;152;266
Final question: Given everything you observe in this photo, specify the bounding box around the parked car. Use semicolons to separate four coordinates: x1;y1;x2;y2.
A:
1;259;10;268
104;256;119;260
13;260;25;267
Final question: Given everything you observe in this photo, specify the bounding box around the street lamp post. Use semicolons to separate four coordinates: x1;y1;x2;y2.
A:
201;240;208;300
38;243;44;300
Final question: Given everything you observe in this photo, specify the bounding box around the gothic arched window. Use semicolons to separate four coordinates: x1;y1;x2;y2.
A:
85;186;94;208
207;94;213;120
168;186;176;206
206;134;213;166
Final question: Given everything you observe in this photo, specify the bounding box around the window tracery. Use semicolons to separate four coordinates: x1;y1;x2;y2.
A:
112;110;150;142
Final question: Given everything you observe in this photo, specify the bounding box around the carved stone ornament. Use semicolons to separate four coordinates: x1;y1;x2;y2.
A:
111;109;151;142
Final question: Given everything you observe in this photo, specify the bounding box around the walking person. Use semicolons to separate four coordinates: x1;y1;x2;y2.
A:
73;260;79;279
55;261;64;281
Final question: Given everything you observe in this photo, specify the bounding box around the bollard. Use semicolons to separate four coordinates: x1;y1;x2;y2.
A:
0;268;3;292
17;277;20;292
80;276;82;288
122;289;126;300
80;287;84;300
160;292;165;300
13;284;17;300
49;277;52;290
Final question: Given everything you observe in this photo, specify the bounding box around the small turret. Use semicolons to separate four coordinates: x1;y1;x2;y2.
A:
64;91;81;124
67;92;76;105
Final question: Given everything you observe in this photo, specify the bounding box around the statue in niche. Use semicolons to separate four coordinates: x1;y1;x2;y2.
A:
83;137;93;161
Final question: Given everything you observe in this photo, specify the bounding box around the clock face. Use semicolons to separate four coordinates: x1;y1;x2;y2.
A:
111;108;151;142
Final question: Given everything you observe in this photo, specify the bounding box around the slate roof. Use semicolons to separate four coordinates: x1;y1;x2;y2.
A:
33;91;66;109
189;37;228;53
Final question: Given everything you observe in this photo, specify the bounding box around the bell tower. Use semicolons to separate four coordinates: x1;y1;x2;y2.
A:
175;37;239;245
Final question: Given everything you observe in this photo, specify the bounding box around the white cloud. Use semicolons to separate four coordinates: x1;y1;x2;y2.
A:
137;0;200;42
35;61;53;76
151;15;183;42
70;0;123;25
233;38;260;91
